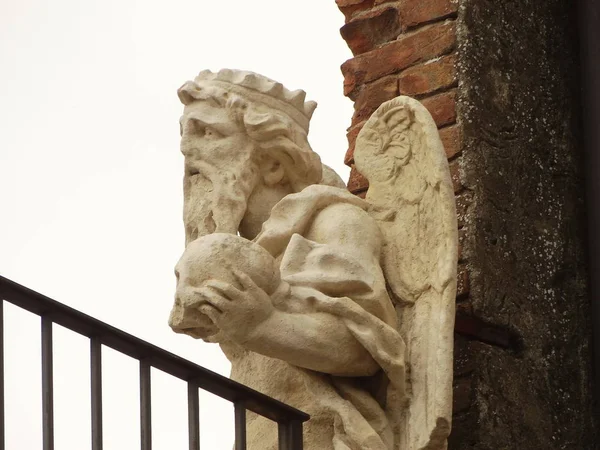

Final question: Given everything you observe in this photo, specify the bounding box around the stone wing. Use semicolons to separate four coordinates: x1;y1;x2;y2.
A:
354;96;458;450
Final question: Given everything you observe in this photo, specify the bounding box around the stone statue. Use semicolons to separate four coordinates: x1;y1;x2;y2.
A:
168;69;457;450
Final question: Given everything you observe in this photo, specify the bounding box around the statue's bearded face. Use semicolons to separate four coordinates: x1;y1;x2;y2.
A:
180;100;259;244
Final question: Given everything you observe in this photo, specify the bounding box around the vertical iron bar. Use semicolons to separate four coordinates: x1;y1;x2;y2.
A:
0;301;4;450
278;421;303;450
90;337;103;450
288;421;303;450
140;360;151;450
234;402;246;450
187;383;199;450
278;423;288;449
41;317;54;450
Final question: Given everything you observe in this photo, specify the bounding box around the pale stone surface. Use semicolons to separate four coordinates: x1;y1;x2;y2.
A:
169;233;281;340
355;96;458;450
168;69;457;450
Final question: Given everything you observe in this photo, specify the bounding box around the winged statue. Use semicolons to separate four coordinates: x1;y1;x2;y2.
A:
168;69;457;450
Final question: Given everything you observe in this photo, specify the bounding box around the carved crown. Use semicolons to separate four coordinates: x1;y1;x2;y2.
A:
179;69;317;132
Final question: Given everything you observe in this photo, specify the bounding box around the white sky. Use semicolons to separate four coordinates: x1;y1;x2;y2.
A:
0;1;353;448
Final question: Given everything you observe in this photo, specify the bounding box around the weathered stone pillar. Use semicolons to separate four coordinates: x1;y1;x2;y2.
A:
335;0;596;448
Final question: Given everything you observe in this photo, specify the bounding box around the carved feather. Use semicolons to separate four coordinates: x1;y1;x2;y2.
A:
354;96;458;450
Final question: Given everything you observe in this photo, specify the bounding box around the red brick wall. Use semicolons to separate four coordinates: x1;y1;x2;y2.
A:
337;0;460;191
336;2;470;307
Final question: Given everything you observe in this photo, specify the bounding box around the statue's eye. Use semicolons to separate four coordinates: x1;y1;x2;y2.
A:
204;127;223;140
191;120;205;136
183;120;224;139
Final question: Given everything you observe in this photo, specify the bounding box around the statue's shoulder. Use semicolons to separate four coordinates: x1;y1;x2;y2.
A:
291;184;366;209
257;184;372;257
298;185;383;255
312;198;380;234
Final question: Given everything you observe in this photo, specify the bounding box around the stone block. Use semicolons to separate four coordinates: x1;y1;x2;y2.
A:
449;158;463;193
457;228;466;261
456;264;470;298
456;190;473;229
453;334;475;377
452;376;473;414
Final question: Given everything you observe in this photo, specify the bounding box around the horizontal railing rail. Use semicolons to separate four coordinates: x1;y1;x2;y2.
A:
0;275;308;450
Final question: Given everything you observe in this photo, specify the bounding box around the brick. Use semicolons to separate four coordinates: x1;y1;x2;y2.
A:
355;190;367;199
420;89;457;127
449;158;463;193
456;264;470;298
399;0;458;29
352;76;398;126
347;164;369;193
398;54;457;96
336;0;376;22
342;21;456;97
336;0;366;6
344;122;366;166
341;7;402;56
439;124;461;159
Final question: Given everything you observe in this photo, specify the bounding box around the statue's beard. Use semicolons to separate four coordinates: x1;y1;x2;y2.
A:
183;158;259;245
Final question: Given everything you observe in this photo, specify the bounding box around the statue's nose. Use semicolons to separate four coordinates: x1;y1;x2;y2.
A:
168;296;185;329
169;291;202;327
168;293;216;339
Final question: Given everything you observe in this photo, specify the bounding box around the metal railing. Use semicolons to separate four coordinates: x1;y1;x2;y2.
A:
0;275;308;450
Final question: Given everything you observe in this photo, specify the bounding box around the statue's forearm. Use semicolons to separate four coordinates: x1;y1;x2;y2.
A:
243;310;380;377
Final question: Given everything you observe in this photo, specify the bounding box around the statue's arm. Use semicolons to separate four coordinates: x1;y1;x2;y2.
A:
200;203;393;377
242;303;381;377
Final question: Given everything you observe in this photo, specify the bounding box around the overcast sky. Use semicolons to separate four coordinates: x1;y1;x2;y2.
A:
0;1;353;448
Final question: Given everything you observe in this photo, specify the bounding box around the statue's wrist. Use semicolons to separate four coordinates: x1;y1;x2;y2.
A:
270;280;291;309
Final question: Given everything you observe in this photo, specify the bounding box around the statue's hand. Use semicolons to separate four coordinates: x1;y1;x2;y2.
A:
196;270;275;344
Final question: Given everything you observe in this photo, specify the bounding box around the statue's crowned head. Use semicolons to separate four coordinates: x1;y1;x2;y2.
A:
177;69;326;243
178;70;323;186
